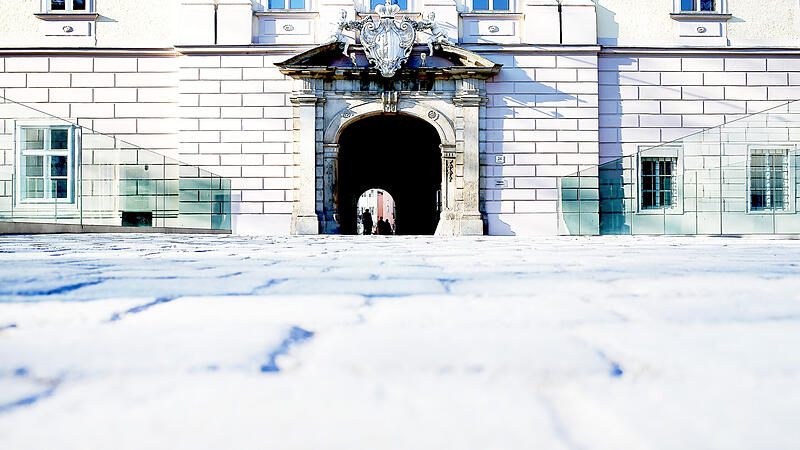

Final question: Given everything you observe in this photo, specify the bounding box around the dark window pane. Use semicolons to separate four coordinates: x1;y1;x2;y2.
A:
681;0;696;11
51;156;68;177
473;0;489;10
642;192;655;209
268;0;285;9
752;192;766;210
661;160;672;175
663;191;673;206
642;176;655;191
51;129;69;150
700;0;715;11
642;160;655;175
662;176;672;191
288;0;304;8
51;0;66;10
73;0;86;10
52;179;68;199
493;0;509;10
25;156;44;177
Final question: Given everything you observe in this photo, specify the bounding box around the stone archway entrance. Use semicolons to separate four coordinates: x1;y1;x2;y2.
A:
338;114;441;235
277;42;501;236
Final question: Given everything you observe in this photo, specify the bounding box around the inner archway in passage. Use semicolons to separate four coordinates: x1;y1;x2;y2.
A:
356;188;396;235
337;114;441;235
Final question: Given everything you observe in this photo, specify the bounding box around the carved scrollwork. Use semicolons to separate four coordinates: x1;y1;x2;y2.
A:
446;160;454;183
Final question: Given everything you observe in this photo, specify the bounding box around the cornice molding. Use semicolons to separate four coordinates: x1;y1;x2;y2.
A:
0;47;177;56
600;46;800;56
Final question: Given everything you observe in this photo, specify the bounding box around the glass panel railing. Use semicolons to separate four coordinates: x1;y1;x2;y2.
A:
560;100;800;235
0;95;230;231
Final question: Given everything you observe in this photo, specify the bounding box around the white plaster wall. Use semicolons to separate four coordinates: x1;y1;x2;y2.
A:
727;1;800;45
595;0;673;46
596;0;800;47
598;52;800;163
0;0;179;48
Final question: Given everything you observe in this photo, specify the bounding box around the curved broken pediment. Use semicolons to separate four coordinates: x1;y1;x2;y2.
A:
276;42;502;80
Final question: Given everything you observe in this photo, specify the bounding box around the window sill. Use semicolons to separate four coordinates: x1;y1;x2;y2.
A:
254;11;318;17
461;12;522;18
670;13;732;21
35;12;100;21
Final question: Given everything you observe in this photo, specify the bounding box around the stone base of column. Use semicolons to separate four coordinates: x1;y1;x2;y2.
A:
459;216;484;236
434;214;485;236
292;215;320;235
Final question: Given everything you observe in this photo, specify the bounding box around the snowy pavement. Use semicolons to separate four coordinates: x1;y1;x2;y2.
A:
1;234;799;450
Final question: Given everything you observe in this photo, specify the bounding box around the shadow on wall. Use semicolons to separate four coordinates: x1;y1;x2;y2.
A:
486;64;587;236
594;1;619;46
596;55;635;235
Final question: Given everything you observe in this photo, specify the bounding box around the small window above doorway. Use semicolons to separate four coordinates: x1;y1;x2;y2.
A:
45;0;94;13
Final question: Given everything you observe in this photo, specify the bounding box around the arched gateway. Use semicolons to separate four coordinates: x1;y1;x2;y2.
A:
277;35;501;235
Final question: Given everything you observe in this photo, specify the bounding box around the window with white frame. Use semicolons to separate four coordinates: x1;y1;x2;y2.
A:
268;0;306;9
370;0;407;10
46;0;93;12
749;149;790;212
640;157;678;209
679;0;719;12
473;0;509;11
17;126;76;203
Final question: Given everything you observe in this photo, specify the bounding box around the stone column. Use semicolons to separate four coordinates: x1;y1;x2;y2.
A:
290;79;324;235
454;79;485;236
434;143;459;236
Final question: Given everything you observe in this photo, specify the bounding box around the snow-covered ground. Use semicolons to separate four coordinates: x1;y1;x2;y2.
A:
1;234;799;450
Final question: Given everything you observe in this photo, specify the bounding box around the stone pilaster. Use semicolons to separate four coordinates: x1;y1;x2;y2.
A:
290;79;325;235
454;78;486;236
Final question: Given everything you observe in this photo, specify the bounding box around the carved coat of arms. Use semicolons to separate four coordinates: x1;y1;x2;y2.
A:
359;1;415;78
325;3;454;78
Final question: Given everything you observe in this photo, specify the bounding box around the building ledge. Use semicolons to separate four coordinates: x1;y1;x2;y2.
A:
254;11;319;17
669;13;732;21
460;12;524;19
34;12;100;21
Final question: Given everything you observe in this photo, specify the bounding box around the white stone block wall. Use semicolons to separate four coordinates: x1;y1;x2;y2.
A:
599;52;800;163
178;52;296;235
482;50;599;235
0;53;179;155
0;53;181;225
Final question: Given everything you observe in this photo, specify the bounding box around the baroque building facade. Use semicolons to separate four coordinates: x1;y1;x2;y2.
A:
2;0;800;235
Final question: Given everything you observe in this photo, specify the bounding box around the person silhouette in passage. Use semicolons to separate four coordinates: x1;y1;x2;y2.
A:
361;210;373;235
376;217;384;235
379;218;393;235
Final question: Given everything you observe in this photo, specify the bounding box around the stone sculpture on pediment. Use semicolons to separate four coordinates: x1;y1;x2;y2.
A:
323;1;456;77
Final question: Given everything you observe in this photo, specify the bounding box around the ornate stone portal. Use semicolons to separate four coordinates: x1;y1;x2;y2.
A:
277;4;501;236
